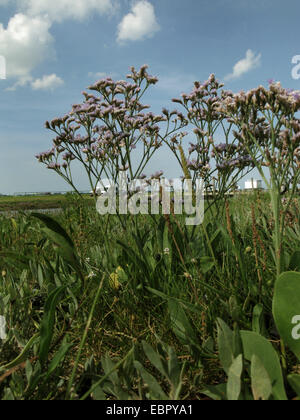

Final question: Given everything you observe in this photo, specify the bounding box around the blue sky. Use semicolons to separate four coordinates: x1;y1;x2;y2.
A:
0;0;299;194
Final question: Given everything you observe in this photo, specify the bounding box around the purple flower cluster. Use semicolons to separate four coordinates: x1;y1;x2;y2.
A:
216;155;254;171
171;75;225;124
37;66;300;200
36;66;190;193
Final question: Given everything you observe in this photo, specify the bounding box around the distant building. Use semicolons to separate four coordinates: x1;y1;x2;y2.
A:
94;179;149;195
245;179;263;190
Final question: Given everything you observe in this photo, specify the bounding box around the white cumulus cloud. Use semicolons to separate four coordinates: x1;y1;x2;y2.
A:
18;0;118;22
0;13;54;79
0;0;120;90
225;49;261;81
117;0;160;43
31;73;64;90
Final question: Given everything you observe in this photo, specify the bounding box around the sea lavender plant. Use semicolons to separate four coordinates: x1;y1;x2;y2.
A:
219;81;300;275
165;74;255;211
36;65;188;198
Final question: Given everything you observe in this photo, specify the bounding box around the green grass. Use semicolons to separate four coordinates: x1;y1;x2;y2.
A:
0;193;299;400
0;194;94;211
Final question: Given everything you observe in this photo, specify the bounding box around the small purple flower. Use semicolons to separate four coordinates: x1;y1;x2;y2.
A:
151;170;164;179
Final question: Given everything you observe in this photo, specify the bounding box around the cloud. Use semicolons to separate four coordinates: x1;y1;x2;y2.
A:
6;74;64;91
117;0;160;43
0;1;118;89
6;76;33;91
225;49;261;81
31;73;64;90
0;0;118;22
0;13;54;80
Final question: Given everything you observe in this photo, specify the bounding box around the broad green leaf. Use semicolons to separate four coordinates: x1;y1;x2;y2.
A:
201;384;227;401
142;341;167;379
32;213;82;275
31;213;74;248
91;385;106;400
167;346;181;390
273;271;300;360
287;374;300;398
233;325;243;358
101;355;119;385
227;354;243;400
240;330;287;400
39;286;67;366
217;318;235;375
168;299;198;346
251;355;272;401
134;361;168;400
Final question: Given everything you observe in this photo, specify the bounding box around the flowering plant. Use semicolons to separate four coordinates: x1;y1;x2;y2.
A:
166;75;255;205
220;81;300;275
36;65;187;197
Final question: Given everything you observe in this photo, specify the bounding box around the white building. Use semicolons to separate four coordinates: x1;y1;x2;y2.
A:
245;179;263;190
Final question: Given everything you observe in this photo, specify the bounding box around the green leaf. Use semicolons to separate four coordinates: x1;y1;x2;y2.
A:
289;251;300;271
216;318;235;375
46;337;73;378
0;333;39;371
25;360;33;384
101;355;119;386
287;374;300;398
227;354;243;400
167;346;182;393
32;213;81;275
117;240;151;283
252;304;265;335
201;384;227;401
134;361;169;400
199;257;215;274
91;385;106;400
2;388;15;400
142;341;167;379
31;213;74;248
168;299;198;347
251;355;272;401
240;330;287;400
39;286;67;366
273;271;300;361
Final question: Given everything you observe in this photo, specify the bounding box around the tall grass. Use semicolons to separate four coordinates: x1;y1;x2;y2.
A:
0;192;299;400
